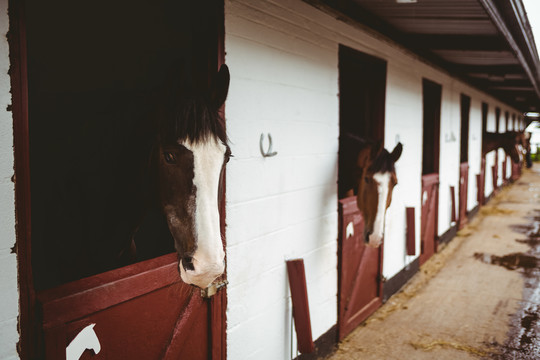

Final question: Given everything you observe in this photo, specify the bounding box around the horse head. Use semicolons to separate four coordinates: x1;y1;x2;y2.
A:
503;131;524;163
157;64;230;289
483;131;523;164
354;140;402;247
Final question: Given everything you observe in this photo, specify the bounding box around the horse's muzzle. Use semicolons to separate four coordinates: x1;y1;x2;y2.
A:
364;231;372;244
365;230;383;248
179;257;225;289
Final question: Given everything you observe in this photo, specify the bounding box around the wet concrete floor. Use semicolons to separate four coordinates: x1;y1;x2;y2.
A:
486;210;540;359
327;166;540;360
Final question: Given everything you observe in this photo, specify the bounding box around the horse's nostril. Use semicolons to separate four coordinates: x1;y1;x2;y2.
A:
364;231;372;243
182;256;195;271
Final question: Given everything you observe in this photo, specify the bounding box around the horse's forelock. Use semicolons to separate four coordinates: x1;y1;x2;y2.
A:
162;96;227;145
369;149;396;174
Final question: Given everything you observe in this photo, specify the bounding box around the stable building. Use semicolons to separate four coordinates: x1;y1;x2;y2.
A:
1;0;540;359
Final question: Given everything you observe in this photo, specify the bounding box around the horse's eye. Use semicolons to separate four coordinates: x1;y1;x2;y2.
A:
164;152;176;164
364;177;371;184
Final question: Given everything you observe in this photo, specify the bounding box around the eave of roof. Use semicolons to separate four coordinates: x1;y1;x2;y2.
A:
304;0;540;115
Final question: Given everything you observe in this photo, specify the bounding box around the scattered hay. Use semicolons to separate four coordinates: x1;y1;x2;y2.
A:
480;206;515;216
409;339;492;357
457;228;475;237
365;236;467;324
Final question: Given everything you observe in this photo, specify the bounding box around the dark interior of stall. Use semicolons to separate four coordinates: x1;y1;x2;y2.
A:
25;0;219;290
338;45;387;199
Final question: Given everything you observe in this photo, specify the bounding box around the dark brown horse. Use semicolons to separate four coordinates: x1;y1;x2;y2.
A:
340;136;403;247
119;64;232;290
30;66;231;291
482;131;523;163
154;64;231;289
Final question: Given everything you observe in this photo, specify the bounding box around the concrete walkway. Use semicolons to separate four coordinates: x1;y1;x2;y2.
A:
327;166;540;359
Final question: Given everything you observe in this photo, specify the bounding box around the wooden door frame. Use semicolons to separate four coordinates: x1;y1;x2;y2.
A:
460;94;470;164
420;78;441;264
458;94;470;229
421;78;441;176
338;45;386;144
10;1;227;357
337;46;386;339
9;0;36;357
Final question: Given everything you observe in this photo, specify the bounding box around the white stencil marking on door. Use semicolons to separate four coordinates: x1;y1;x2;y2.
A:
66;323;101;360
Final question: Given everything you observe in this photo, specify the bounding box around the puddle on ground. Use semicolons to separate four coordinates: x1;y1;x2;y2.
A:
473;252;539;272
474;209;540;359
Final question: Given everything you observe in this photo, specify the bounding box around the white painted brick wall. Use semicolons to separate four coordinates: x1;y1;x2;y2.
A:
224;1;523;358
225;2;339;358
468;99;483;211
0;0;20;358
438;84;461;235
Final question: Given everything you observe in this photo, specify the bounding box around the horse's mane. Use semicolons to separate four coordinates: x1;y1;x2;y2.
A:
369;149;396;174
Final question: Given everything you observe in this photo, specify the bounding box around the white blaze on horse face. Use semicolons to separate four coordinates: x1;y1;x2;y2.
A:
368;172;391;248
178;138;226;289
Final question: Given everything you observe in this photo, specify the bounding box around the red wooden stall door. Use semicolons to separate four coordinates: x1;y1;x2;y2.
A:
502;158;508;183
478;158;486;205
458;163;469;230
512;161;521;181
419;174;439;265
39;254;225;360
338;197;382;340
492;157;499;192
16;1;227;358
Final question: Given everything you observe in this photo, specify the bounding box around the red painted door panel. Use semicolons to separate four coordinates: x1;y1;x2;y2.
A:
502;158;508;183
512;161;521;181
458;163;469;230
478;158;486;205
420;174;439;265
38;254;224;359
338;197;382;340
492;151;499;192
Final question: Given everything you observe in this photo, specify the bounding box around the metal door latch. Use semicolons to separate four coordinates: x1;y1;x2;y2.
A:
201;279;228;298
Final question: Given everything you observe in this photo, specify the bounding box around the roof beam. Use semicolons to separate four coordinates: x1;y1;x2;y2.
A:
448;64;524;76
407;34;507;51
477;0;540;100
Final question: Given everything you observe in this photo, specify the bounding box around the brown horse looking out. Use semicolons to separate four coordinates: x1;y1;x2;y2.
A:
156;64;231;289
340;136;403;247
482;131;524;163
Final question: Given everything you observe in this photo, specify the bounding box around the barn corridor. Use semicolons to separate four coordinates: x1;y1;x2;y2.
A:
327;166;540;360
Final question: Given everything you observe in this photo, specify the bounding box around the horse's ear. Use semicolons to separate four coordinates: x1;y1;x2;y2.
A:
390;142;403;163
211;64;230;109
371;140;383;160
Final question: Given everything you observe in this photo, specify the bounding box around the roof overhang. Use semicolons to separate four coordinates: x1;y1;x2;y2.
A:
304;0;540;116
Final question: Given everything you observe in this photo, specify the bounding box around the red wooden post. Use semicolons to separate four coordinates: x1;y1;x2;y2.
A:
449;186;457;223
502;158;508;183
476;174;481;204
286;259;315;354
406;207;416;256
492;164;498;192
